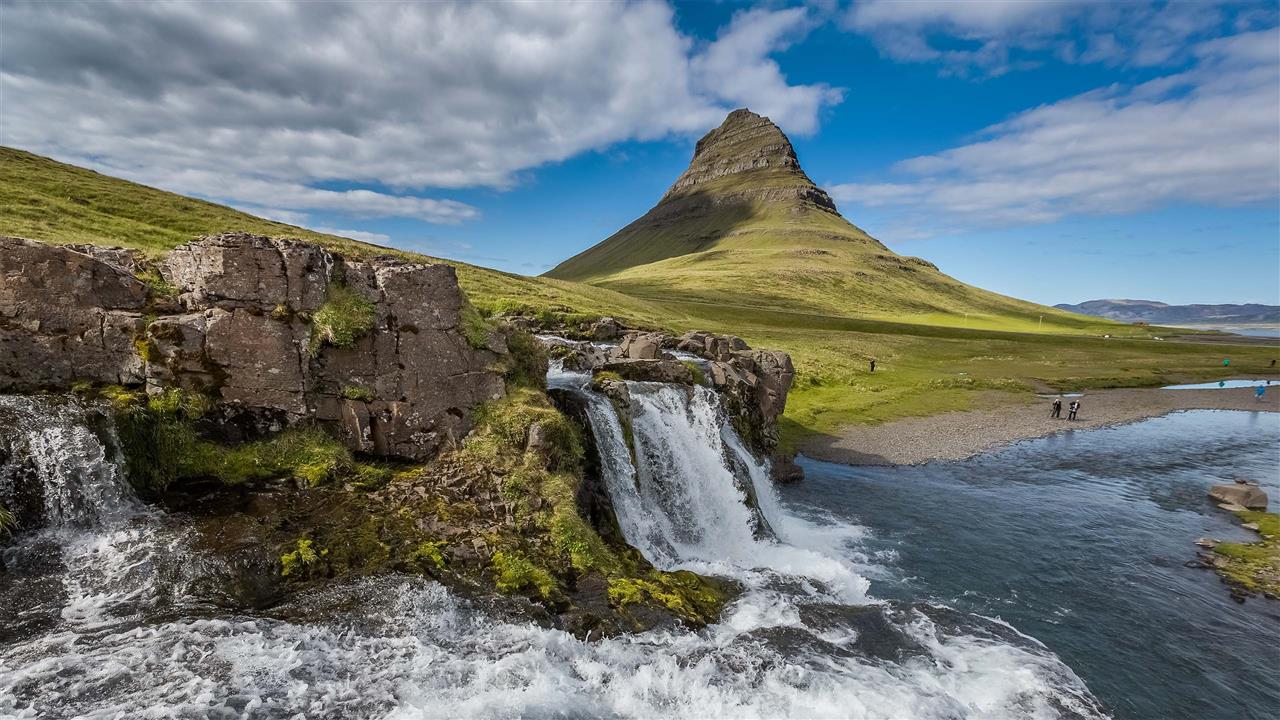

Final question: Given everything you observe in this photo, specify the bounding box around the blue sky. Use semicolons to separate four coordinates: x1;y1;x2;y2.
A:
3;1;1277;306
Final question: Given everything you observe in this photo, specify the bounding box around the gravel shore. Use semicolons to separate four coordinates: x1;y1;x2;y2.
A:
802;385;1280;466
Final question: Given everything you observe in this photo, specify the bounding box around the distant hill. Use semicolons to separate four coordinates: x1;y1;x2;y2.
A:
0;146;673;327
1055;299;1280;326
546;109;1106;333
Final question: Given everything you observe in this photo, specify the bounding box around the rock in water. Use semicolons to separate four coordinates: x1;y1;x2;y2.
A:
1209;483;1268;510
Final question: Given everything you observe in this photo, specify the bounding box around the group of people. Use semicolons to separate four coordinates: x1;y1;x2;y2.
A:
1050;397;1080;420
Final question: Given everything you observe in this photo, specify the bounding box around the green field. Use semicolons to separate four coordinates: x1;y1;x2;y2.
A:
4;146;1275;450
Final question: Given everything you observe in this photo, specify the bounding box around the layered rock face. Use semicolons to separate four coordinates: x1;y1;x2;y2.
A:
0;234;506;460
660;108;838;213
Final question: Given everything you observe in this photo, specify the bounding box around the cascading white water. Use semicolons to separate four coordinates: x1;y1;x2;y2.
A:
0;376;1108;719
0;395;179;632
0;395;135;528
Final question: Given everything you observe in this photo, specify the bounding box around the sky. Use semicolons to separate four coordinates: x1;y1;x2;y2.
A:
2;0;1277;306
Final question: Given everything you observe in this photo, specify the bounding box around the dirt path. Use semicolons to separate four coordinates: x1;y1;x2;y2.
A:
801;385;1280;466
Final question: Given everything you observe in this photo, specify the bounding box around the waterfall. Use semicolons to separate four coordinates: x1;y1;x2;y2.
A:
0;394;179;632
0;395;136;528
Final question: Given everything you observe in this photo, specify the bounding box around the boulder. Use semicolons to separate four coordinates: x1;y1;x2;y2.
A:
1210;483;1267;510
589;317;622;341
597;359;694;385
616;332;665;360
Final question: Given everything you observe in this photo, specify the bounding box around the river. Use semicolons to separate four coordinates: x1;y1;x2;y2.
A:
1;384;1276;718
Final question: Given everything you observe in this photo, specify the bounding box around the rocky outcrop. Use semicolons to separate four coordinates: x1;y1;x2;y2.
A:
0;234;507;461
0;237;148;389
552;328;796;474
597;359;695;385
1210;481;1268;510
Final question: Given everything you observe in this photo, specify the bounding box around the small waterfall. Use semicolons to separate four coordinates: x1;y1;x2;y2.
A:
0;395;136;528
0;394;177;631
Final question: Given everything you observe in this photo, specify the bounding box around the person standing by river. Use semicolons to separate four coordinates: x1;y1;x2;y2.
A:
1051;398;1062;418
1068;400;1080;420
1257;385;1267;402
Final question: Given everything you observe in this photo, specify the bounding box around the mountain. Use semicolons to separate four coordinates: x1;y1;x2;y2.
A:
0;146;671;327
546;109;1100;332
1055;299;1280;326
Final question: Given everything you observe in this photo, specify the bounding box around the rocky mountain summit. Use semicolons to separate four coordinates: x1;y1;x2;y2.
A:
659;108;838;213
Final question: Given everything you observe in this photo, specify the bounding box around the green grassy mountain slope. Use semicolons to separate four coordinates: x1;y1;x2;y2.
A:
546;109;1106;334
0;146;673;327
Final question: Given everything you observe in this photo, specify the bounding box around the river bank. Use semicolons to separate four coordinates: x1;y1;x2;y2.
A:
802;385;1280;466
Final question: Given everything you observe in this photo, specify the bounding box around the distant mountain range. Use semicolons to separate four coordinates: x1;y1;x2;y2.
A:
1054;299;1280;326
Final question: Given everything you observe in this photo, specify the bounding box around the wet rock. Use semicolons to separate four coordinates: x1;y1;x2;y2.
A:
1218;502;1249;512
1210;482;1268;510
597;359;694;385
616;332;665;360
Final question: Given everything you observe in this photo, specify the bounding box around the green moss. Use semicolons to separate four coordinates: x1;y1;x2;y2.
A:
409;540;449;571
1212;511;1280;597
606;571;727;625
136;268;177;298
270;303;291;321
592;370;624;385
0;501;14;537
133;336;159;363
461;298;495;350
681;360;706;385
280;538;326;578
502;330;549;389
467;388;582;472
491;550;558;599
341;385;375;402
309;284;376;353
108;387;385;493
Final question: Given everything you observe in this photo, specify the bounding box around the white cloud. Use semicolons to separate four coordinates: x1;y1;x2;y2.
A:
842;0;1266;75
310;228;393;246
828;28;1280;236
0;0;841;225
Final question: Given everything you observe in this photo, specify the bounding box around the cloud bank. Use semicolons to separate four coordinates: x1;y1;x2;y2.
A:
828;27;1280;236
1;0;841;225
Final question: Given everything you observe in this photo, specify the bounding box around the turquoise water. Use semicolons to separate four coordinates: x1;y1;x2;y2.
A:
788;410;1280;720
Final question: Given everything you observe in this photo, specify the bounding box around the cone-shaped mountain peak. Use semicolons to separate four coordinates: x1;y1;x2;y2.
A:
660;108;836;212
544;110;1068;333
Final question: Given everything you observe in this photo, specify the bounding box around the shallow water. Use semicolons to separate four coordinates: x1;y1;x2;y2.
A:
788;410;1280;720
1161;379;1278;389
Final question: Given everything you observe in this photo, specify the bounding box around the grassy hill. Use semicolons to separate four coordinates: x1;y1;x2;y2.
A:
4;144;1274;447
0;146;673;328
547;110;1110;334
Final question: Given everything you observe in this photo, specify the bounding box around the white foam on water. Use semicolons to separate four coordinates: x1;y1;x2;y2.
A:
0;386;1108;719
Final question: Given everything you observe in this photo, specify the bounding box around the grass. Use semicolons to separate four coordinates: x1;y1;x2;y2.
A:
1213;510;1280;598
310;284;377;353
640;300;1280;451
104;387;389;494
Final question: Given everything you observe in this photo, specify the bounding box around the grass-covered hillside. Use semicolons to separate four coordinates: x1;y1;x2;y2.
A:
0;146;672;328
547;110;1112;335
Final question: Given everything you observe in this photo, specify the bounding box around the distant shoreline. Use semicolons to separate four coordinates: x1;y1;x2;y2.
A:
801;385;1280;467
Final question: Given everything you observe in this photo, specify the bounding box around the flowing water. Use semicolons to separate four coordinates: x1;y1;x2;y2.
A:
788;410;1280;720
0;372;1274;718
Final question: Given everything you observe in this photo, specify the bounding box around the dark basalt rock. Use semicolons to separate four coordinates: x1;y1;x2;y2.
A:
0;233;507;462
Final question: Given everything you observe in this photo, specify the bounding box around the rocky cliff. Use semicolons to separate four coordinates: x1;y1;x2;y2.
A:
0;233;506;460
